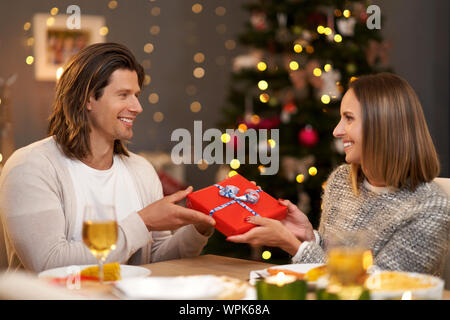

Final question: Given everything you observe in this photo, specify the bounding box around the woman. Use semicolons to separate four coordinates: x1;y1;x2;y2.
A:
227;73;449;276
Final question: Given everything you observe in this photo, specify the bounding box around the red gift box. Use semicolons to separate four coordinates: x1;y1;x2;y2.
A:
186;174;287;237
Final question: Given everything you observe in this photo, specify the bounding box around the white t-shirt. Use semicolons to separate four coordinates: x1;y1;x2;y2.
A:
65;155;143;241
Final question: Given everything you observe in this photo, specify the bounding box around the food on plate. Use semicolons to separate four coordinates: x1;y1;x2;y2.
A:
80;262;121;281
365;271;434;291
267;268;305;279
305;265;328;281
216;276;249;300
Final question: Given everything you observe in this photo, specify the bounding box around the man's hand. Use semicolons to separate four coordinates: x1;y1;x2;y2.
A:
226;216;301;256
138;186;215;232
279;199;315;242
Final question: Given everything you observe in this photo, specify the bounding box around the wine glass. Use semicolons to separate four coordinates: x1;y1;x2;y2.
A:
324;230;373;299
82;205;118;283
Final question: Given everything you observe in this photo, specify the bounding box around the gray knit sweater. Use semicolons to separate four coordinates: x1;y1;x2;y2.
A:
292;164;450;276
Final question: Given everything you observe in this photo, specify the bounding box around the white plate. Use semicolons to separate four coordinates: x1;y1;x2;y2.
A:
113;275;224;300
38;264;151;281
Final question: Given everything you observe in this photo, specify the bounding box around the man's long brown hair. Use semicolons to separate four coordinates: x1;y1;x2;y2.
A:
349;73;440;192
48;42;144;159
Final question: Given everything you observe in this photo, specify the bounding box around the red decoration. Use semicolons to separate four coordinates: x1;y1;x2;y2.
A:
298;126;319;147
283;102;297;114
186;174;287;237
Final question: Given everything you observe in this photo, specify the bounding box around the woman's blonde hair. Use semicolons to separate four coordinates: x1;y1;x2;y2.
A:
349;73;440;192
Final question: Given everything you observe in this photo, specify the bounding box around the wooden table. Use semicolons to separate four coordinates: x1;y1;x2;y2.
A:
140;254;450;300
140;254;275;281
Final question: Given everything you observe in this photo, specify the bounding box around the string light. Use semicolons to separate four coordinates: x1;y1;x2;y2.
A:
343;10;351;18
308;166;318;176
257;61;267;71
197;159;209;170
262;250;272;260
192;3;203;14
317;25;325;34
144;43;154;53
151;7;161;16
194;52;205;63
334;34;343;43
215;6;226;16
149;25;160;35
23;22;31;31
99;26;109;36
268;139;276;148
190;101;201;113
238;123;248;133
293;44;303;53
313;68;322;77
321;95;331;104
26;56;34;65
225;40;236;50
258;165;266;174
324;64;332;72
153;111;164;122
46;17;55;26
324;27;332;36
50;7;59;16
251;115;260;124
221;133;231;143
296;174;305;183
143;74;151;86
289;61;299;71
306;46;314;54
230;159;240;170
193;67;205;78
259;93;269;103
258;80;268;90
148;93;159;104
228;170;238;178
108;1;118;9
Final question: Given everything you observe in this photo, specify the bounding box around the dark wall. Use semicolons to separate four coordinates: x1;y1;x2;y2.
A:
0;0;448;192
375;0;449;177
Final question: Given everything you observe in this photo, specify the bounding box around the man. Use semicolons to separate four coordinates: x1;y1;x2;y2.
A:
0;43;215;272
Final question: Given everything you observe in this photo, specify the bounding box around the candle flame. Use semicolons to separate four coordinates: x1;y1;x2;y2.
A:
275;272;286;287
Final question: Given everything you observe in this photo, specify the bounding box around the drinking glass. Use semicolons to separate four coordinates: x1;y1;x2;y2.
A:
324;231;373;300
82;205;118;283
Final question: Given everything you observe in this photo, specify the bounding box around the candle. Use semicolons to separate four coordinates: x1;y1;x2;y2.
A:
256;272;307;300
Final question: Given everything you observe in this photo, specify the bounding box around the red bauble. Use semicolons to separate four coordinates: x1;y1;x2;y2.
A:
298;126;319;147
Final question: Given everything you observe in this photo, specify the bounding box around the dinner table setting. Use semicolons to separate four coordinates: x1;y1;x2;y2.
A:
1;254;448;301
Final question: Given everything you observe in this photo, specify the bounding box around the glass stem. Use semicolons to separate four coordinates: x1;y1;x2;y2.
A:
98;258;104;284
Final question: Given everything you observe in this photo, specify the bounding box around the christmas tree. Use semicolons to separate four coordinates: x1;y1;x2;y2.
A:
204;0;392;263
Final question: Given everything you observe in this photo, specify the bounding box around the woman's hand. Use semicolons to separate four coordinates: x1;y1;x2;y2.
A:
226;216;302;256
279;199;315;242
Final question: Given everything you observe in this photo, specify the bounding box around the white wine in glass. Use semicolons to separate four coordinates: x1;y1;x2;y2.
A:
82;205;118;283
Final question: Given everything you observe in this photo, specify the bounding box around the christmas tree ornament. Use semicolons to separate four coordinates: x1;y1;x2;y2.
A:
233;50;263;72
280;102;298;123
251;10;268;31
298;125;319;147
336;17;357;36
317;68;342;100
